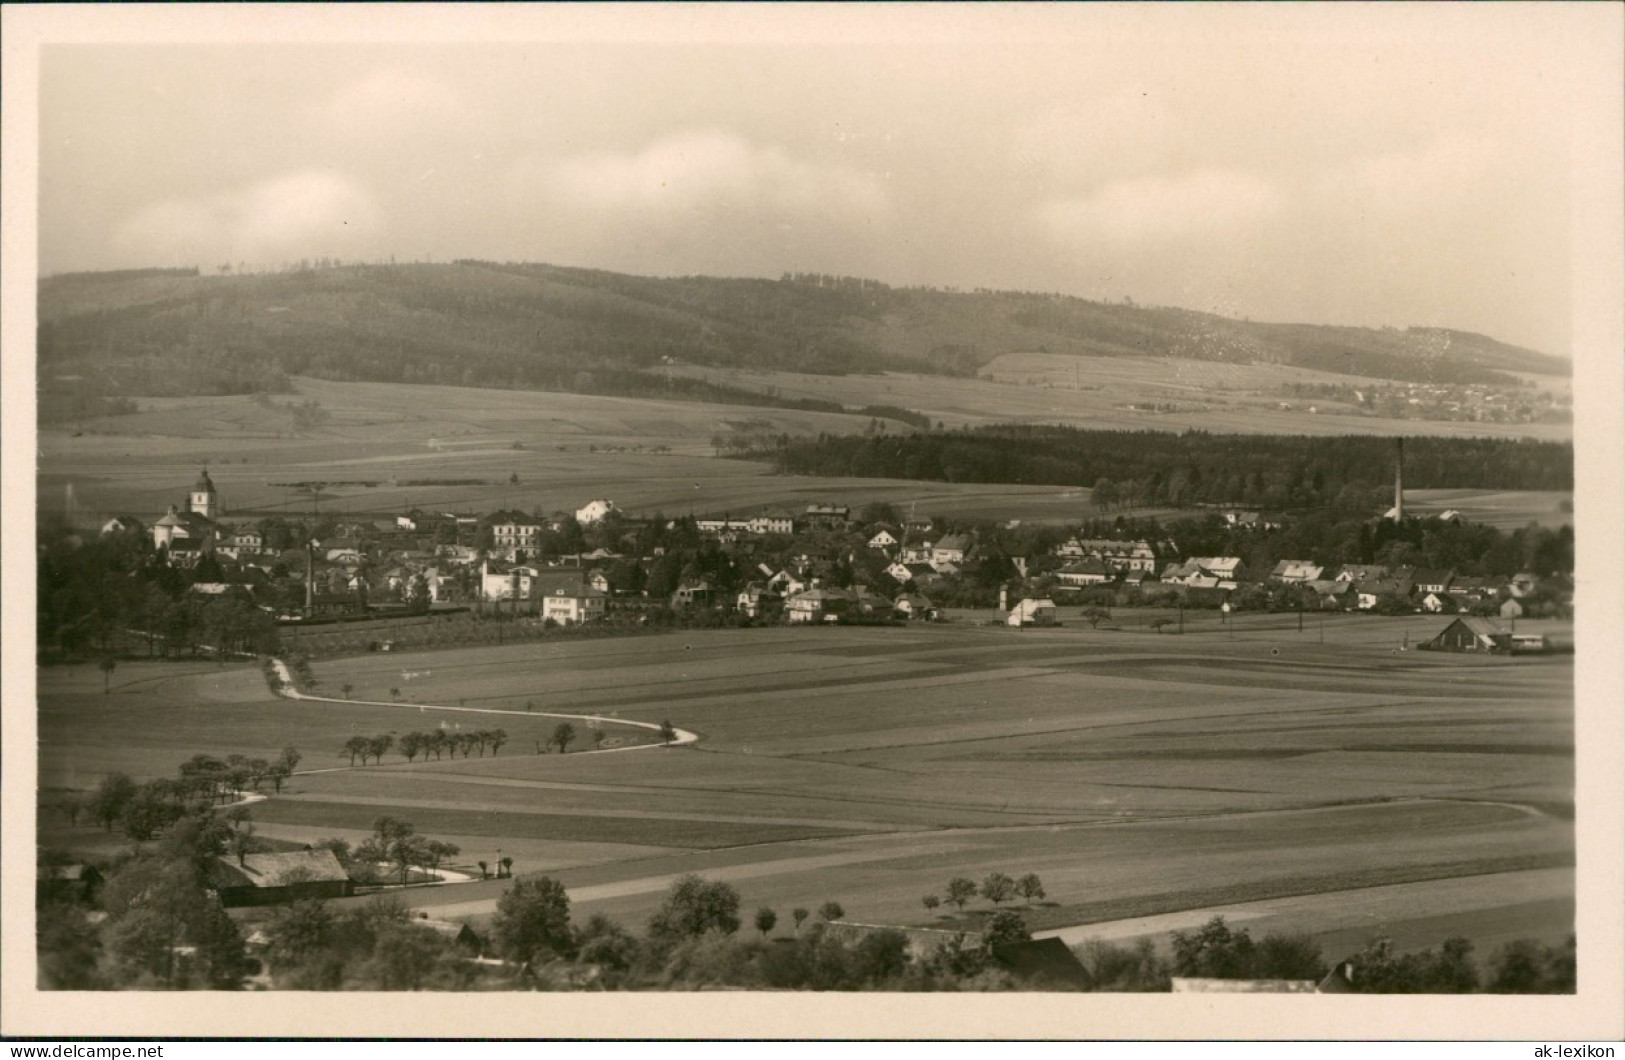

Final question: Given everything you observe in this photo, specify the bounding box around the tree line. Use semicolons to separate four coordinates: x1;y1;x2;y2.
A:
752;427;1571;503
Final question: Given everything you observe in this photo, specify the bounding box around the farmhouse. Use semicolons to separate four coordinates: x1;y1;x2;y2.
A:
206;850;353;908
1425;616;1511;653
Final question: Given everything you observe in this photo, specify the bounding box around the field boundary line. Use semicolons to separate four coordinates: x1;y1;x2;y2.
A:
268;658;699;756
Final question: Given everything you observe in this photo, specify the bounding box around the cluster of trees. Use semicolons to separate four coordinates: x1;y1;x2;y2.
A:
332;816;463;886
925;872;1047;915
66;748;301;844
483;873;1014;991
38;821;257;990
37;526;280;661
756;427;1571;504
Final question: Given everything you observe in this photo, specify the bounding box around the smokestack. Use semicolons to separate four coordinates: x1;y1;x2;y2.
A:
1393;438;1405;521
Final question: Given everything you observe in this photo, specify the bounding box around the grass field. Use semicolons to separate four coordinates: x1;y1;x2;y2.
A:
37;375;1569;530
671;356;1572;441
38;614;1574;960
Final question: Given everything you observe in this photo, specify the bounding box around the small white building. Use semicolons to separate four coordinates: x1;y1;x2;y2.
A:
1006;598;1058;627
575;499;618;525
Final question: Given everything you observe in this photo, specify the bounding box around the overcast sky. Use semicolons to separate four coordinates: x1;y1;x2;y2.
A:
32;5;1610;356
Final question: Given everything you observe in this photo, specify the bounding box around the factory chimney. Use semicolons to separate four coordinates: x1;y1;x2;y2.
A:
1392;438;1405;522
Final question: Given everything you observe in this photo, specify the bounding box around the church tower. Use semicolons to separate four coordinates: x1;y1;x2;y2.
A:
190;467;218;519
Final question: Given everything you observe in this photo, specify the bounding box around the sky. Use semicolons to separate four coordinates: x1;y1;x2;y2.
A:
29;4;1613;357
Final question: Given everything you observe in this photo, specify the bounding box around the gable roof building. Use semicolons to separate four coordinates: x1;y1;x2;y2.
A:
206;850;353;907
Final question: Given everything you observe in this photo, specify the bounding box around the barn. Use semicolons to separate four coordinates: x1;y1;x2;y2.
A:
1424;617;1511;653
207;850;354;908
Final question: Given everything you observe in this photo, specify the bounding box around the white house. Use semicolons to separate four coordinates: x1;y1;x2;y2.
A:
575;499;618;525
541;585;606;625
868;530;898;550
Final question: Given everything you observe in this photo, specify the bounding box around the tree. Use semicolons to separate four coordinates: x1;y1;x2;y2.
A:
1171;916;1258;979
648;874;741;941
390;834;432;885
366;734;393;765
489;728;508;756
499;855;514;879
945;876;977;911
266;764;291;794
419;838;458;877
659;719;678;745
99;655;117;694
1016;873;1046;904
491;876;574;966
922;894;941;915
342;735;368;767
792;908;810;934
341;683;354;700
979;872;1016;906
1148;617;1174;633
1080;606;1111;629
1488;936;1575;994
983;909;1031;949
754;907;778;939
552;722;576;754
819;901;845;922
89;772;139;832
366;922;451;990
399;731;426;763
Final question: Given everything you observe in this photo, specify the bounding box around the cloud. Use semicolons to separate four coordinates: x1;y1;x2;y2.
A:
1036;167;1281;245
501;130;892;275
540;130;889;219
113;171;381;265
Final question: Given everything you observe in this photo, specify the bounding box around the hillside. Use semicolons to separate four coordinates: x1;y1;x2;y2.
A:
38;262;1569;416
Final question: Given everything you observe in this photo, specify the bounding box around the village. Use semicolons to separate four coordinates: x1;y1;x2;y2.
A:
88;465;1571;658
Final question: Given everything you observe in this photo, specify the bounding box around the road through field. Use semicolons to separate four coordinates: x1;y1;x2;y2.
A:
1034;867;1575;956
269;658;699;754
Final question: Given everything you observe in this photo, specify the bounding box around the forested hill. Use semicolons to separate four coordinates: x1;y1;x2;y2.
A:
752;427;1573;509
38;261;1568;405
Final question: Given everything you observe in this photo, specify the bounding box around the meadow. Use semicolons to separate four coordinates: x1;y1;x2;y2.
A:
38;375;1570;531
38;614;1575;959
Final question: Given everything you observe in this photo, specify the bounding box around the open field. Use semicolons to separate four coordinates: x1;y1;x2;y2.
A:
36;377;1176;526
39;616;1574;959
37;376;1569;530
671;356;1573;440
